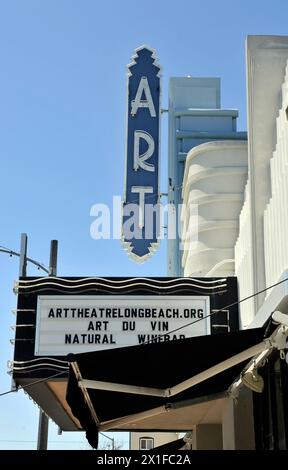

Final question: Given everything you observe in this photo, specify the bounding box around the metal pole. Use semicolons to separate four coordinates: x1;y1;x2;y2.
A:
99;432;115;449
12;234;28;392
37;240;58;450
19;233;28;277
49;240;58;276
37;411;49;450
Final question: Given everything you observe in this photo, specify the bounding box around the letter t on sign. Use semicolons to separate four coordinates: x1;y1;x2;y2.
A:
131;186;153;228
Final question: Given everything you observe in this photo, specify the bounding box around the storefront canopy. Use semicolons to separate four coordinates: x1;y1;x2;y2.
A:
66;327;266;449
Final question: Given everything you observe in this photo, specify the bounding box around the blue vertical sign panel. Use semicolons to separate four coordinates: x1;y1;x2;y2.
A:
122;46;161;263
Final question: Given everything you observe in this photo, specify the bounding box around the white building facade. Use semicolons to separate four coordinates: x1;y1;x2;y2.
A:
236;36;288;330
174;36;288;449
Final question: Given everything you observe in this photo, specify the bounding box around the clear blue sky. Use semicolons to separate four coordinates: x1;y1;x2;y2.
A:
0;0;287;450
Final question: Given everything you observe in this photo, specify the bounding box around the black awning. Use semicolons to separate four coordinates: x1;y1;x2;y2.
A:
151;437;188;452
66;328;265;449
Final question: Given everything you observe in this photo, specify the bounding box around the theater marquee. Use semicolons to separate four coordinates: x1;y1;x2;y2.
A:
12;276;238;431
35;295;210;355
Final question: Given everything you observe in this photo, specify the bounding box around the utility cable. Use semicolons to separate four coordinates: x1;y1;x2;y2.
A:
0;371;65;398
141;275;288;345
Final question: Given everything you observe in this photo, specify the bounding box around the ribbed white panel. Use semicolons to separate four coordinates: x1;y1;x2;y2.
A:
264;62;288;291
181;141;248;278
234;181;254;327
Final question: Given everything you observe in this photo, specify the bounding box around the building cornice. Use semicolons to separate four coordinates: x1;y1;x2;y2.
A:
182;140;248;192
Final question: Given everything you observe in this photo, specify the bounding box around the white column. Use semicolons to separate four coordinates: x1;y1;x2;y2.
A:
222;387;255;450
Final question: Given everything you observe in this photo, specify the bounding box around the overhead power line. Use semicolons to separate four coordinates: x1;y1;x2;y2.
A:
140;275;288;344
0;371;65;397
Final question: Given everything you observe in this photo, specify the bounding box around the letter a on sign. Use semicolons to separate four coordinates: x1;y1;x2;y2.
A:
122;46;161;263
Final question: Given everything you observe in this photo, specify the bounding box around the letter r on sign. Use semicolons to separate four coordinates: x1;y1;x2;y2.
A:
134;131;155;172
